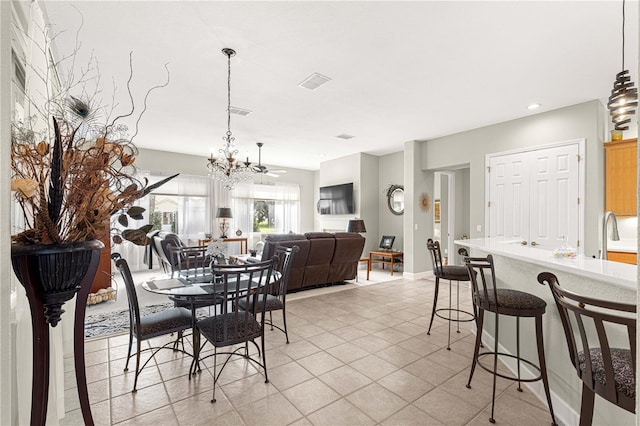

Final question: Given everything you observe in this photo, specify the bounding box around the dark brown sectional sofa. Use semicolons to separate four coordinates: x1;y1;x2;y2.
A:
259;232;365;292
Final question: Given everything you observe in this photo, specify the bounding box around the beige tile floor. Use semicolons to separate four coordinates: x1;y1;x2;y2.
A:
63;276;555;426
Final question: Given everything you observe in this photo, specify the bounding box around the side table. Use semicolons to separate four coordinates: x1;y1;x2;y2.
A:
369;250;404;276
357;258;370;282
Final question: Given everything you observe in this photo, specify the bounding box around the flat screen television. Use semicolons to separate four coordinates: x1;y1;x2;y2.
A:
318;182;354;215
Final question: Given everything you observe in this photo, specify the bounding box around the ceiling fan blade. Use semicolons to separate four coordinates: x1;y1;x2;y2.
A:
266;172;280;177
269;169;287;174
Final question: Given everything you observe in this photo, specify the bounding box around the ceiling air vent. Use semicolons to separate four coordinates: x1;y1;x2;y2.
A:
298;73;331;91
336;134;355;140
229;106;252;116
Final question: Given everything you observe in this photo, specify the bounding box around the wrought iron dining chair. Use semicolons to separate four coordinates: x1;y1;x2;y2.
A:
238;244;299;343
112;253;193;393
195;256;278;403
538;272;636;425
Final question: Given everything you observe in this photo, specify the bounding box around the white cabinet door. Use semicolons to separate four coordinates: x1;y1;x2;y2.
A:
488;143;581;250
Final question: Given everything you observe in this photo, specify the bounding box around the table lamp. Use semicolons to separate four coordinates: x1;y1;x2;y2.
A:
216;207;233;238
346;219;366;233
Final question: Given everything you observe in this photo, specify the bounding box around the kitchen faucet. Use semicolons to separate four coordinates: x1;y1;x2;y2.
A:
600;211;620;260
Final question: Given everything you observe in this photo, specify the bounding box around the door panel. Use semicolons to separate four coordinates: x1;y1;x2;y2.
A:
529;144;579;249
488;143;580;250
489;153;529;241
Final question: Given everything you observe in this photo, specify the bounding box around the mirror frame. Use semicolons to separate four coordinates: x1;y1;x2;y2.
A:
386;184;405;216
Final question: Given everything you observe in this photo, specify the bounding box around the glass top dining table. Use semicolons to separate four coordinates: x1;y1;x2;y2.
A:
141;264;281;376
141;270;281;298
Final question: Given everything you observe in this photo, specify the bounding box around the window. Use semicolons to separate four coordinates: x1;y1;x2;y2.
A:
149;194;207;242
232;183;300;238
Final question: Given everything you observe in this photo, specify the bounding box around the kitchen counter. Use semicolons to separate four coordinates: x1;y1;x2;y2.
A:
454;237;636;425
455;237;636;289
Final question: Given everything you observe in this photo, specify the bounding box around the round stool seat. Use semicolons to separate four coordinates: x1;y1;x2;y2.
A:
478;288;546;316
441;265;471;281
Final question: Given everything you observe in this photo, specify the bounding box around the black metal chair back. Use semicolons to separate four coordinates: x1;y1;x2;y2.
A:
538;272;636;423
111;253;192;392
426;238;445;277
196;256;278;402
464;254;500;314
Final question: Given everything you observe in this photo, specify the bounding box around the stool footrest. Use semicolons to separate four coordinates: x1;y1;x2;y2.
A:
476;351;543;383
434;308;475;323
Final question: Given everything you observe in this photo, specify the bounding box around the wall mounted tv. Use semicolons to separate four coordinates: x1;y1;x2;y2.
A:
318;182;354;215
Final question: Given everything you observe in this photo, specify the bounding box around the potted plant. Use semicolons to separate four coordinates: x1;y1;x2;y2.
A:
10;24;174;425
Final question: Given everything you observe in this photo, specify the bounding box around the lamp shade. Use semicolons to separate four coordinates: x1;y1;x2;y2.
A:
347;219;366;233
216;207;233;219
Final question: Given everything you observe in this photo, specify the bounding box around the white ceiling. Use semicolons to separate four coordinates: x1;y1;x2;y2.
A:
42;1;639;171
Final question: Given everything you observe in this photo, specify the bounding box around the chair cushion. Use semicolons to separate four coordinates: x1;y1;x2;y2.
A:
197;313;262;345
441;265;471;280
478;288;546;311
578;348;635;399
138;307;192;337
237;294;283;312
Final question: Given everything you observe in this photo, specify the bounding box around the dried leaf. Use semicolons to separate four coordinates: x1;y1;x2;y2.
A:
122;224;154;246
11;178;38;197
141;173;179;197
117;214;129;227
126;206;145;220
48;117;64;224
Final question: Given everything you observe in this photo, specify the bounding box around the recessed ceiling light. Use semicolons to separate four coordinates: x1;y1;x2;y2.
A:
298;73;332;91
527;103;541;110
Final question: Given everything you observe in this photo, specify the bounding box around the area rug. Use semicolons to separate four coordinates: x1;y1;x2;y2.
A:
84;303;173;339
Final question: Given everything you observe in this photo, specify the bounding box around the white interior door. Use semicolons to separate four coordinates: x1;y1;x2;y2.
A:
487;142;581;251
529;144;580;249
488;152;530;241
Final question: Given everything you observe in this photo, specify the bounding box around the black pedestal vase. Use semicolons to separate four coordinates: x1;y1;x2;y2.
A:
11;240;103;426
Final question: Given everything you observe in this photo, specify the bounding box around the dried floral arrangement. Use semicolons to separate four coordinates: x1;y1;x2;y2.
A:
10;22;175;246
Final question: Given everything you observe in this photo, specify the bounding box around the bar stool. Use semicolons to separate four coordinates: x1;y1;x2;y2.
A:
426;239;475;350
464;254;556;425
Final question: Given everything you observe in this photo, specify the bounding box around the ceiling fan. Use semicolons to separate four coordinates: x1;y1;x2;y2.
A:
252;142;287;177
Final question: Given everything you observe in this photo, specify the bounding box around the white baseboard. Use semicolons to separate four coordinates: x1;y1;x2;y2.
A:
477;328;578;426
404;270;432;280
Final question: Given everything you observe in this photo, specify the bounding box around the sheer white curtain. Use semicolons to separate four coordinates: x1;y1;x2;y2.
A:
231;183;300;248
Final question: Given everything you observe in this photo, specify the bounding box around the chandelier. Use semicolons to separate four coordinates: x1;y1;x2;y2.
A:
207;48;254;190
607;0;638;133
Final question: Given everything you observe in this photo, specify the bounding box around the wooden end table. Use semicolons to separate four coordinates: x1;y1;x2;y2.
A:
357;258;371;282
369;250;403;276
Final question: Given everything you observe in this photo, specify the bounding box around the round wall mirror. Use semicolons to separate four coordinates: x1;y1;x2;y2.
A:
387;185;404;215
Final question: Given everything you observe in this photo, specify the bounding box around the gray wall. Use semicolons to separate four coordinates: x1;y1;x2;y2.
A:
316;152;380;256
378;152;404;251
421;100;611;257
136;148;316;233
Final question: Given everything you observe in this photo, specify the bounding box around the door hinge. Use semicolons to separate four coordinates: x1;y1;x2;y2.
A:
577;240;580;247
577;154;581;162
577;197;580;205
487;166;491;173
488;201;491;207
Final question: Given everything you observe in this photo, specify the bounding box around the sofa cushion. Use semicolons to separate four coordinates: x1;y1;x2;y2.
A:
261;236;310;291
304;232;334;239
328;232;365;282
302;234;335;287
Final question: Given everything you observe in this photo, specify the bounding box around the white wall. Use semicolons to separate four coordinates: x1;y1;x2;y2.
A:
421;100;615;257
136;148;316;233
0;1;12;424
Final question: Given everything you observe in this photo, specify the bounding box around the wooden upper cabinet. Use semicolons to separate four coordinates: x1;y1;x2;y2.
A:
605;138;637;216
